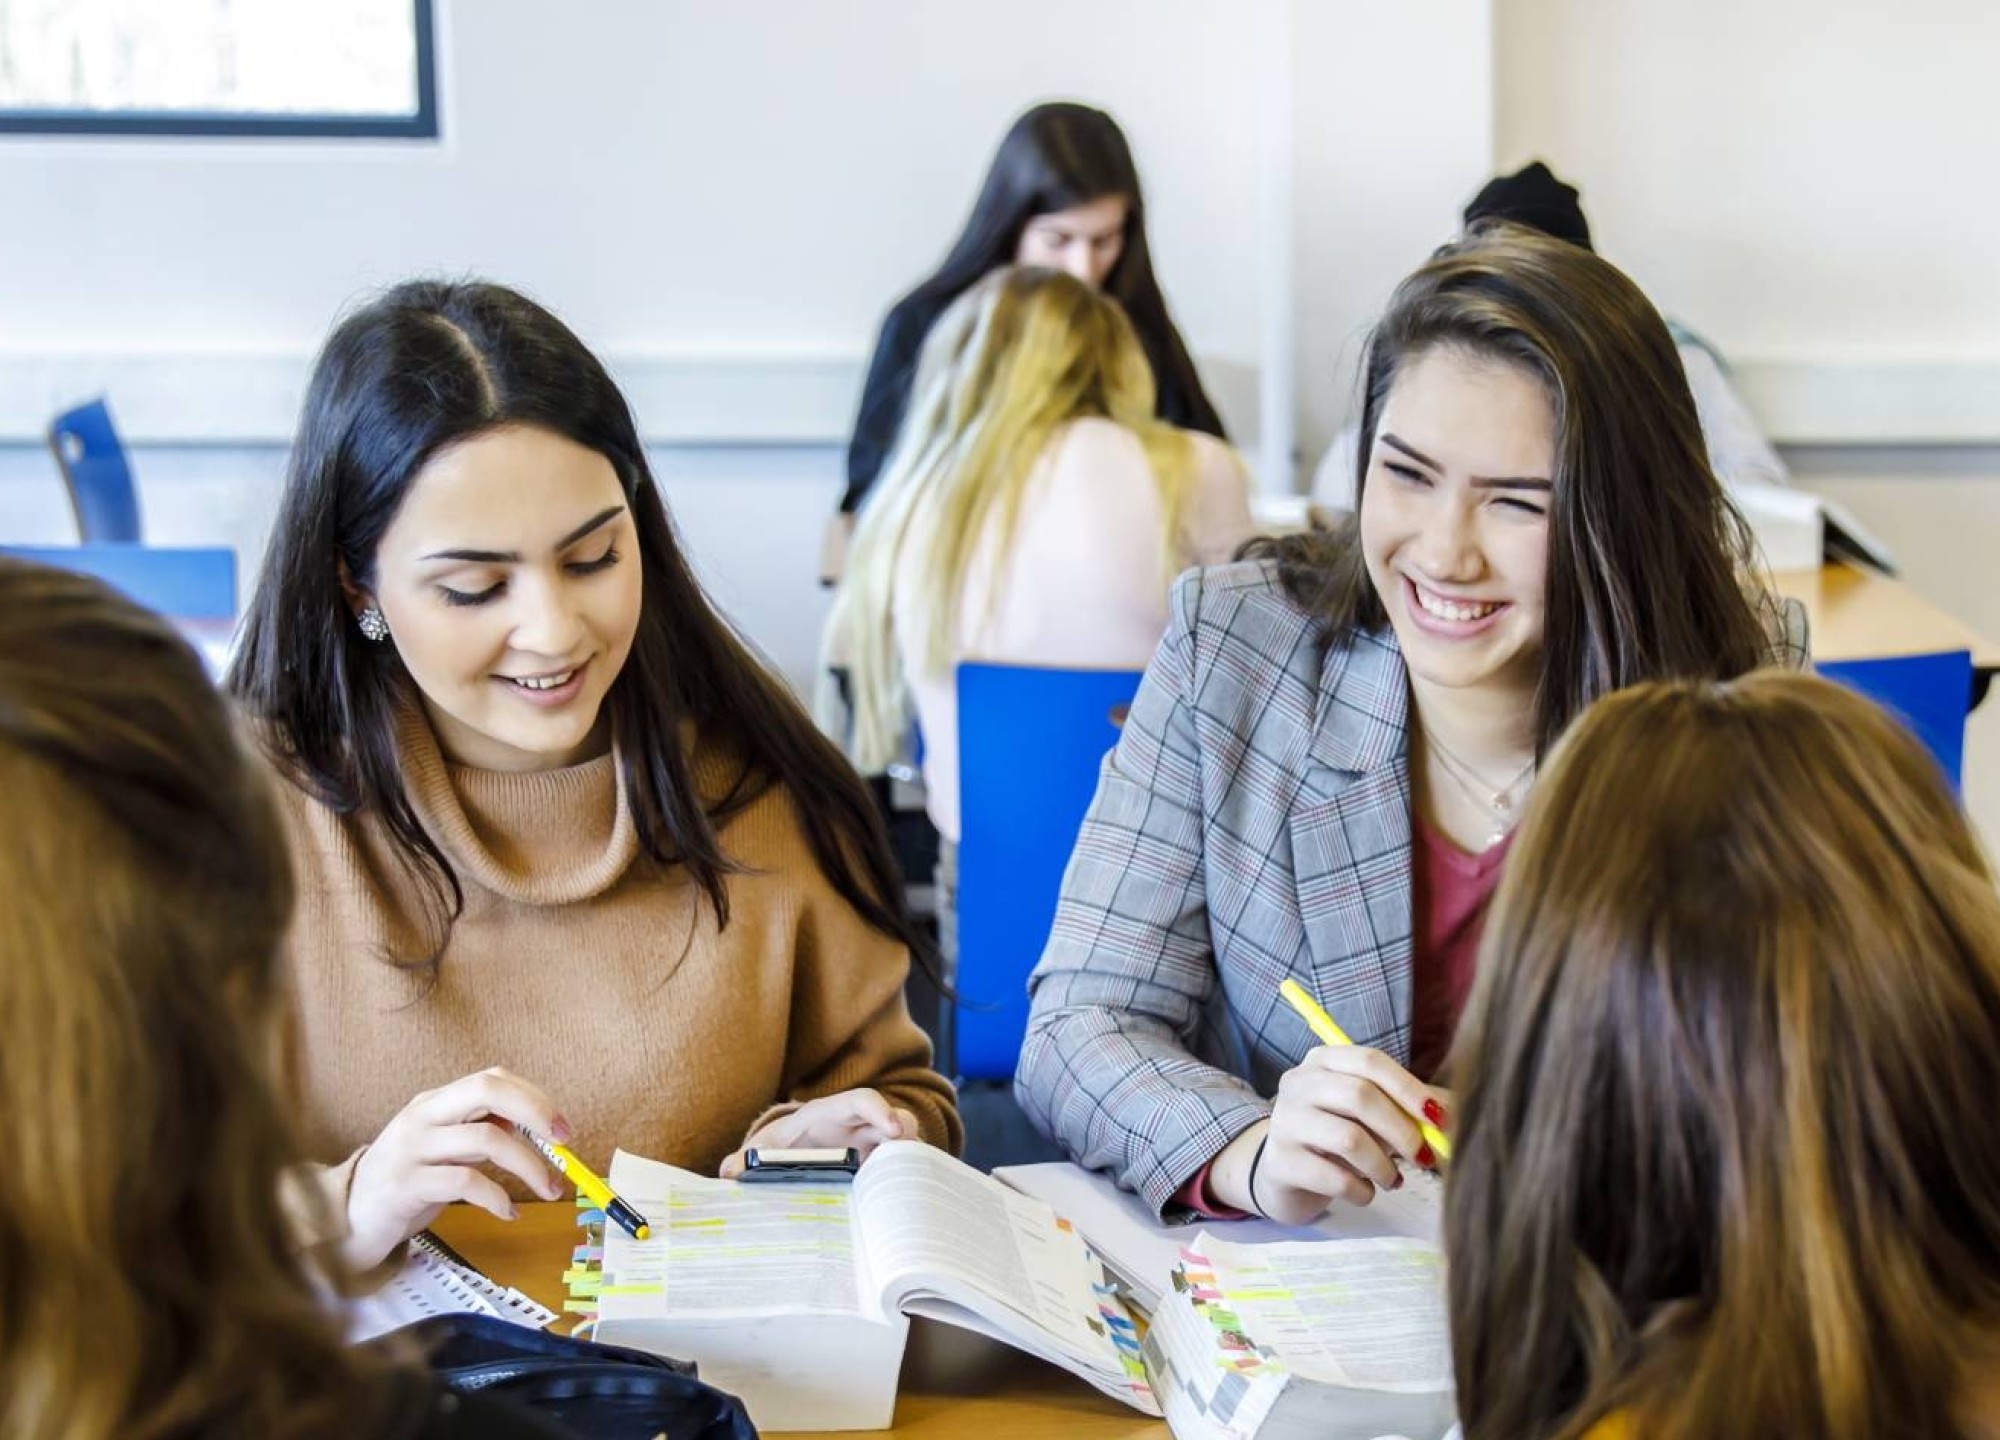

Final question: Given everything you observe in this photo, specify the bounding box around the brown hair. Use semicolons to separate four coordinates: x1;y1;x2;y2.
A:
1446;672;2000;1439
0;557;399;1440
1246;223;1776;756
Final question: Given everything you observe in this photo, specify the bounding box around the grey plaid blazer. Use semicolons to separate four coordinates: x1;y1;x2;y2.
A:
1015;559;1418;1215
1016;559;1811;1214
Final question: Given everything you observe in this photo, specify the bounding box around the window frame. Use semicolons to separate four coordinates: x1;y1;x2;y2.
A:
0;0;438;140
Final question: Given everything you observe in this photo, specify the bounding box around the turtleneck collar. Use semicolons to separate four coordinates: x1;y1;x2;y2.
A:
395;700;640;906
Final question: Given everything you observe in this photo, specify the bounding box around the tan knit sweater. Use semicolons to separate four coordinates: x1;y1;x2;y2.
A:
261;704;960;1201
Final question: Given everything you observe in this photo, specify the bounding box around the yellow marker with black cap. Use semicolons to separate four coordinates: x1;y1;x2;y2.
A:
519;1128;653;1240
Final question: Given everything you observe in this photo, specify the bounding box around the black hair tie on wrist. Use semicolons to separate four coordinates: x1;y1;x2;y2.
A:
1245;1131;1273;1219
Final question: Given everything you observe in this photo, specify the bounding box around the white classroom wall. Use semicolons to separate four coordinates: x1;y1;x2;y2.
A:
1493;0;2000;836
0;0;1487;687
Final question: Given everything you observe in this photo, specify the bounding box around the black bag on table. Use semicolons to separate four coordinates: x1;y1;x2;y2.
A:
376;1313;758;1440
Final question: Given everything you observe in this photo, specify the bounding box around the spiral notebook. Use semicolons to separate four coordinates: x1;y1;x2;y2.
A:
344;1230;558;1342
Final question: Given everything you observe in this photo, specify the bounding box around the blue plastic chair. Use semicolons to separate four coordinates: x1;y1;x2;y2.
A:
1818;649;1974;791
954;662;1144;1081
47;398;142;543
1;544;237;620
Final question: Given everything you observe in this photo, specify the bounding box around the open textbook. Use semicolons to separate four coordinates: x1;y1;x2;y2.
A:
585;1141;1157;1431
1145;1232;1456;1440
995;1159;1444;1313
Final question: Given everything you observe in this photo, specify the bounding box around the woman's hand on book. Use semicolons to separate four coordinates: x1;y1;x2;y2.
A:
719;1087;920;1179
1210;1048;1446;1224
341;1066;573;1271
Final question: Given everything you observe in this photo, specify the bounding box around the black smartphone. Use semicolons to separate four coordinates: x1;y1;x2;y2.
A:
738;1146;862;1183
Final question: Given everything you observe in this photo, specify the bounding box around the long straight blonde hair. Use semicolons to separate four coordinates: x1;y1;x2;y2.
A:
1446;672;2000;1440
0;557;401;1440
827;265;1198;772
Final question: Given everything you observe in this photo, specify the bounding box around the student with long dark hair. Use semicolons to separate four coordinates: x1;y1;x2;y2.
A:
1448;673;2000;1440
228;280;959;1273
0;557;568;1440
839;101;1222;521
1016;226;1798;1222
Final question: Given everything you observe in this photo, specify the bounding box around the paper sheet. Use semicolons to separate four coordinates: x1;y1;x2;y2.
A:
602;1151;862;1317
995;1160;1443;1311
855;1142;1109;1359
1188;1232;1451;1392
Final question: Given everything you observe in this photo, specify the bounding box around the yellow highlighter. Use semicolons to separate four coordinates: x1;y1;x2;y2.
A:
1277;977;1452;1163
519;1129;653;1240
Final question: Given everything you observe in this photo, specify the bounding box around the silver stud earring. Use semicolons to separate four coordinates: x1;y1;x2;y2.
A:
357;606;390;643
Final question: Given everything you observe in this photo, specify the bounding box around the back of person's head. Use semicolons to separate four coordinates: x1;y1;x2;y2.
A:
0;557;393;1440
1251;223;1771;755
1463;160;1594;251
229;278;922;978
1447;671;2000;1440
828;266;1191;772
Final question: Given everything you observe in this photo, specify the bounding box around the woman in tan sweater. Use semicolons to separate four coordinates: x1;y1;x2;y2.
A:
228;280;960;1271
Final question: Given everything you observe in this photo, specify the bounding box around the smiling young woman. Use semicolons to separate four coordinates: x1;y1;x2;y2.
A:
1014;224;1797;1225
227;280;959;1273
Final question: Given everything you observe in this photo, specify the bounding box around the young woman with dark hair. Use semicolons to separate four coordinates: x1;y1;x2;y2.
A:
0;557;569;1440
228;280;959;1273
838;100;1222;521
1448;672;2000;1440
1016;225;1797;1223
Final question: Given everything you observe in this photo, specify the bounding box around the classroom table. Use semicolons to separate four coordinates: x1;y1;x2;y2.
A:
431;1202;1168;1440
1771;563;2000;669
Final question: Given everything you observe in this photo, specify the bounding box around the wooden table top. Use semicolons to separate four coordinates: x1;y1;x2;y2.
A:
430;1202;1167;1440
1772;563;2000;668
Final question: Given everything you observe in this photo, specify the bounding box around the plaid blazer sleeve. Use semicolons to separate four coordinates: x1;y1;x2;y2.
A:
1015;570;1272;1215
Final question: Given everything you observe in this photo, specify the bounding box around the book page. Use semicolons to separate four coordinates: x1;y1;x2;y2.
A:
1189;1232;1451;1392
854;1141;1117;1361
600;1150;862;1318
996;1160;1443;1312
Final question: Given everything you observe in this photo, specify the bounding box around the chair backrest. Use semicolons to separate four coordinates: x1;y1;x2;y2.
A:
1;544;238;621
47;398;142;544
954;661;1144;1081
1818;649;1974;791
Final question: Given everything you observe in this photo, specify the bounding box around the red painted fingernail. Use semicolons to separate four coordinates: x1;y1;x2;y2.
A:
551;1115;574;1143
1392;1171;1406;1190
1417;1144;1436;1169
1422;1099;1447;1127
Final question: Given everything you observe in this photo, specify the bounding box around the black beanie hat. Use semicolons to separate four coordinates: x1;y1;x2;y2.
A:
1463;161;1594;252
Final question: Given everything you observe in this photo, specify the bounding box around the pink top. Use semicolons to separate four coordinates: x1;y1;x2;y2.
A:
1409;813;1512;1080
893;417;1255;841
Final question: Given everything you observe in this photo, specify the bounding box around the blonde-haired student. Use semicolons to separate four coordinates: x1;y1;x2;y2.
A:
1447;671;2000;1440
0;556;569;1440
824;264;1254;957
